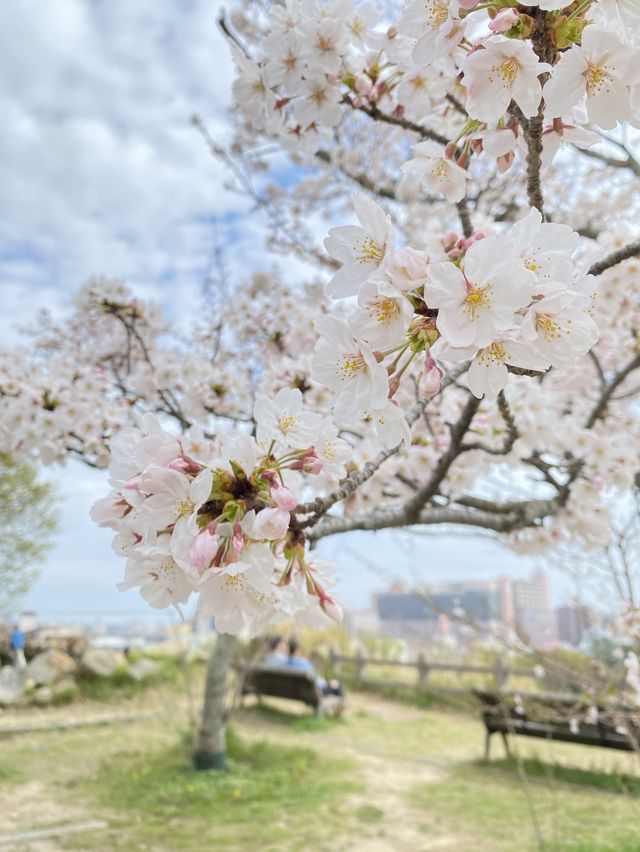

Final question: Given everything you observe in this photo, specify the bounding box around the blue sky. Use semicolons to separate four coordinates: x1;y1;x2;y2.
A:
0;0;578;624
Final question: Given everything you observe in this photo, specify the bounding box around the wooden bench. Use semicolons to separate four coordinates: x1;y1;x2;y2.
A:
474;688;640;759
239;665;342;718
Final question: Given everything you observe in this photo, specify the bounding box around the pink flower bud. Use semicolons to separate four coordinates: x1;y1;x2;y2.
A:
271;484;298;511
290;452;323;474
232;522;245;553
167;456;204;475
420;356;443;399
190;529;219;572
90;493;130;527
459;0;480;8
355;74;372;95
489;8;519;32
320;597;343;623
167;457;189;472
253;507;290;540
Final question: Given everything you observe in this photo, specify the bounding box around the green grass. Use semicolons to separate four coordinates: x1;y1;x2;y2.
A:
74;727;358;851
241;700;344;733
490;754;640;796
75;656;203;703
410;762;640;851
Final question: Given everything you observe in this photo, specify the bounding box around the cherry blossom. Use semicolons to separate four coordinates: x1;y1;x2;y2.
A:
426;237;533;347
543;28;640;130
401;141;468;202
324;192;395;298
399;0;465;67
311;314;389;424
254;387;320;449
462;37;551;125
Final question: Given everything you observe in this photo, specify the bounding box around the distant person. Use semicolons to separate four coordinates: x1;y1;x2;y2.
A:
264;635;288;667
287;637;344;702
10;626;26;669
286;637;315;673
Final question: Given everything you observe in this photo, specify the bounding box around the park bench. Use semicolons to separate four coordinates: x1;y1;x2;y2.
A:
474;688;640;759
239;665;343;718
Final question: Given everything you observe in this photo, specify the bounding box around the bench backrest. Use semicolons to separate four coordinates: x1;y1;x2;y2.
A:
242;665;321;707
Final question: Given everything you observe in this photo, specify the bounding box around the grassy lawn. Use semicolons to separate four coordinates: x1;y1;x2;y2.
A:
1;685;640;850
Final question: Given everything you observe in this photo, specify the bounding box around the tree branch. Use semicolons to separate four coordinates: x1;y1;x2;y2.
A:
402;393;481;522
585;348;640;428
461;390;519;456
588;240;640;277
307;497;558;541
348;98;450;147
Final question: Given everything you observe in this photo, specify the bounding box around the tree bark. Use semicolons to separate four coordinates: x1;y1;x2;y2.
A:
193;633;239;771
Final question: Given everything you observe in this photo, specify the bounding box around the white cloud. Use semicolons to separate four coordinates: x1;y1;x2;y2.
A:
0;0;242;342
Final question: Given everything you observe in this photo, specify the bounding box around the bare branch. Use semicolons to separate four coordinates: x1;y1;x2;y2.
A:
217;8;250;59
307;497;558;541
461;390;519;456
588;240;640;277
575;145;640;178
585;348;640;428
402;393;481;521
348;98;451;147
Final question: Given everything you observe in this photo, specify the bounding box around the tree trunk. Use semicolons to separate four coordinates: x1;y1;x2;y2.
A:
193;633;239;771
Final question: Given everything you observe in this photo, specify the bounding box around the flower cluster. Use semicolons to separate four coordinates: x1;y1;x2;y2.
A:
314;194;597;415
91;395;351;634
231;0;640;186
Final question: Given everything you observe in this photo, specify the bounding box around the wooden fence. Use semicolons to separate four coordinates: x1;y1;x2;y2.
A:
327;648;537;697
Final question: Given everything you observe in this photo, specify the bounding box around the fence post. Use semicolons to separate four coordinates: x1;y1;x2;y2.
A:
355;648;365;682
416;652;430;690
494;657;508;690
329;646;341;674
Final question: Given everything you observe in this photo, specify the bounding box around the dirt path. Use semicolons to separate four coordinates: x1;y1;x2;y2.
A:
235;693;460;851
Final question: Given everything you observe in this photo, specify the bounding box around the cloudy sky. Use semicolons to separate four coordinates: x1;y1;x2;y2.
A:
0;0;574;625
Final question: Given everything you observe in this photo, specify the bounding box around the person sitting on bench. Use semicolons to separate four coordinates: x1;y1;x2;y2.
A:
264;634;288;667
287;637;343;698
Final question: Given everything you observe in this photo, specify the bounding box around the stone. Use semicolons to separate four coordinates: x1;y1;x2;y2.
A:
33;686;54;706
128;658;161;681
26;649;78;686
0;666;26;705
51;677;79;701
80;647;127;678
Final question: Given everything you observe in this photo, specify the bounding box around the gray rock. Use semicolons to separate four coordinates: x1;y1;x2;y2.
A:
51;678;79;702
128;658;161;682
26;649;78;685
0;666;27;705
80;647;127;678
33;686;54;705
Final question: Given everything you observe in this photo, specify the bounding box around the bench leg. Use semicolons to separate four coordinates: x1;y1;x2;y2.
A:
501;731;511;757
484;730;491;761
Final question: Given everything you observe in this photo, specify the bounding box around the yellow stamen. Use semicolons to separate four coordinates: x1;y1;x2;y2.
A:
278;413;298;434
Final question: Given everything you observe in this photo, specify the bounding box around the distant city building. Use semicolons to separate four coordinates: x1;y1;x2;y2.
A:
374;571;557;649
556;600;599;646
511;571;557;649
